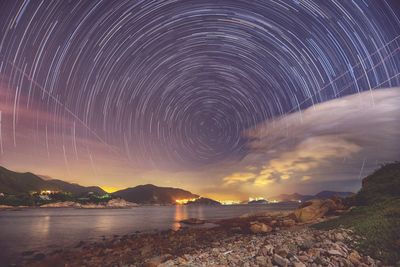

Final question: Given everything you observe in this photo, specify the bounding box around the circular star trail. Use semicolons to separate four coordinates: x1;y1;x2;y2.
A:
0;0;399;171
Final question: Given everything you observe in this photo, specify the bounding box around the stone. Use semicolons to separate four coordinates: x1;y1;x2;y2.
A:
293;199;337;222
348;251;361;265
293;262;306;267
334;232;344;241
273;253;289;267
328;249;344;257
144;254;172;267
276;246;289;257
250;222;272;234
282;219;296;227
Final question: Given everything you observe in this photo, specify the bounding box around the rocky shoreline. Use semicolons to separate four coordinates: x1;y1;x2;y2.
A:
22;198;385;267
0;199;139;210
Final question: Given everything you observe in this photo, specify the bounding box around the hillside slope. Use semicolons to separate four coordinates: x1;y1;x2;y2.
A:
0;166;105;195
315;162;400;264
113;184;198;204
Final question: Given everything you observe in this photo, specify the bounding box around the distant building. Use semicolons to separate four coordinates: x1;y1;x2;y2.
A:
40;190;59;195
39;195;51;201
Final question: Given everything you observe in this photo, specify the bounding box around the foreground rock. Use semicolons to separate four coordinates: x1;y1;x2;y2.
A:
27;218;382;267
163;227;381;267
293;198;346;222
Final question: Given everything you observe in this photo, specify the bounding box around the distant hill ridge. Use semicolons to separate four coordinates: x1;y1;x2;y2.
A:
271;190;354;202
0;166;105;196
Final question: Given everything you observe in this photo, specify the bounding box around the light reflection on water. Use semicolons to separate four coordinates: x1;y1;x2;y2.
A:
172;205;188;230
0;203;297;264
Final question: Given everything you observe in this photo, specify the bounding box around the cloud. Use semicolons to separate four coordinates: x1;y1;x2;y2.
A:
253;135;361;185
221;88;400;195
223;172;256;185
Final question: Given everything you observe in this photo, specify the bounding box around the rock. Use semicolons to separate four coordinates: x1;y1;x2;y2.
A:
144;254;172;267
40;201;77;208
180;218;205;225
334;232;344;241
106;198;138;208
282;219;296;227
293;199;337;222
348;251;361;265
328;249;344;257
250;222;272;234
273;253;289;267
259;244;274;256
299;239;314;250
275;246;289;257
293;262;306;267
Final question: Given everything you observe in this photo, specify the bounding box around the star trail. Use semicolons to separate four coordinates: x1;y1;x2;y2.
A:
0;0;399;198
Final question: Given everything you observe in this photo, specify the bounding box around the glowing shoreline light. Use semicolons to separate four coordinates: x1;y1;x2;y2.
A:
175;198;199;204
220;200;241;205
248;197;265;202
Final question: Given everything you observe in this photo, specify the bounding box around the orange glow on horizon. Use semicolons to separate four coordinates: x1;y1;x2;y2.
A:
175;198;198;204
100;186;122;193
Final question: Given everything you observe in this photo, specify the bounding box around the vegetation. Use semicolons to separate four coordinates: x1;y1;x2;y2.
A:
0;191;112;206
314;162;400;264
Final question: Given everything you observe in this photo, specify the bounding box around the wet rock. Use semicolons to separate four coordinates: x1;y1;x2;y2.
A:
180;218;205;225
250;222;272;234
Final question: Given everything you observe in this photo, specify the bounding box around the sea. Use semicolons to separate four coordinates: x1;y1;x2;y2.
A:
0;203;298;265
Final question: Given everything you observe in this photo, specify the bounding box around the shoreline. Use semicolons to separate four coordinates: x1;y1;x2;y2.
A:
20;203;383;267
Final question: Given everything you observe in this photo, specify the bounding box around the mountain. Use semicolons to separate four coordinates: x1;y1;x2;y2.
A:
45;179;105;195
271;191;354;202
270;193;312;202
314;190;354;199
113;184;199;204
0;166;105;196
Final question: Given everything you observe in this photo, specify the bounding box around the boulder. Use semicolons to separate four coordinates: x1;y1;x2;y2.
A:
293;199;337;222
249;221;272;234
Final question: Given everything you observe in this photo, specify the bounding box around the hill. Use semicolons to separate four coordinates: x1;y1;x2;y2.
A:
113;184;199;204
271;193;311;202
271;191;353;202
314;162;400;264
0;166;105;196
351;162;400;205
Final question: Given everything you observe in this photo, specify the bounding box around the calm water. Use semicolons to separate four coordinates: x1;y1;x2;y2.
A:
0;204;297;264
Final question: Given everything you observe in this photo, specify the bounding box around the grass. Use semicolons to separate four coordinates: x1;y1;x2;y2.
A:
313;197;400;265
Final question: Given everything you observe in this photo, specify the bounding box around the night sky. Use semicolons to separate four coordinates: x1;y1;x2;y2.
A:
0;0;399;200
